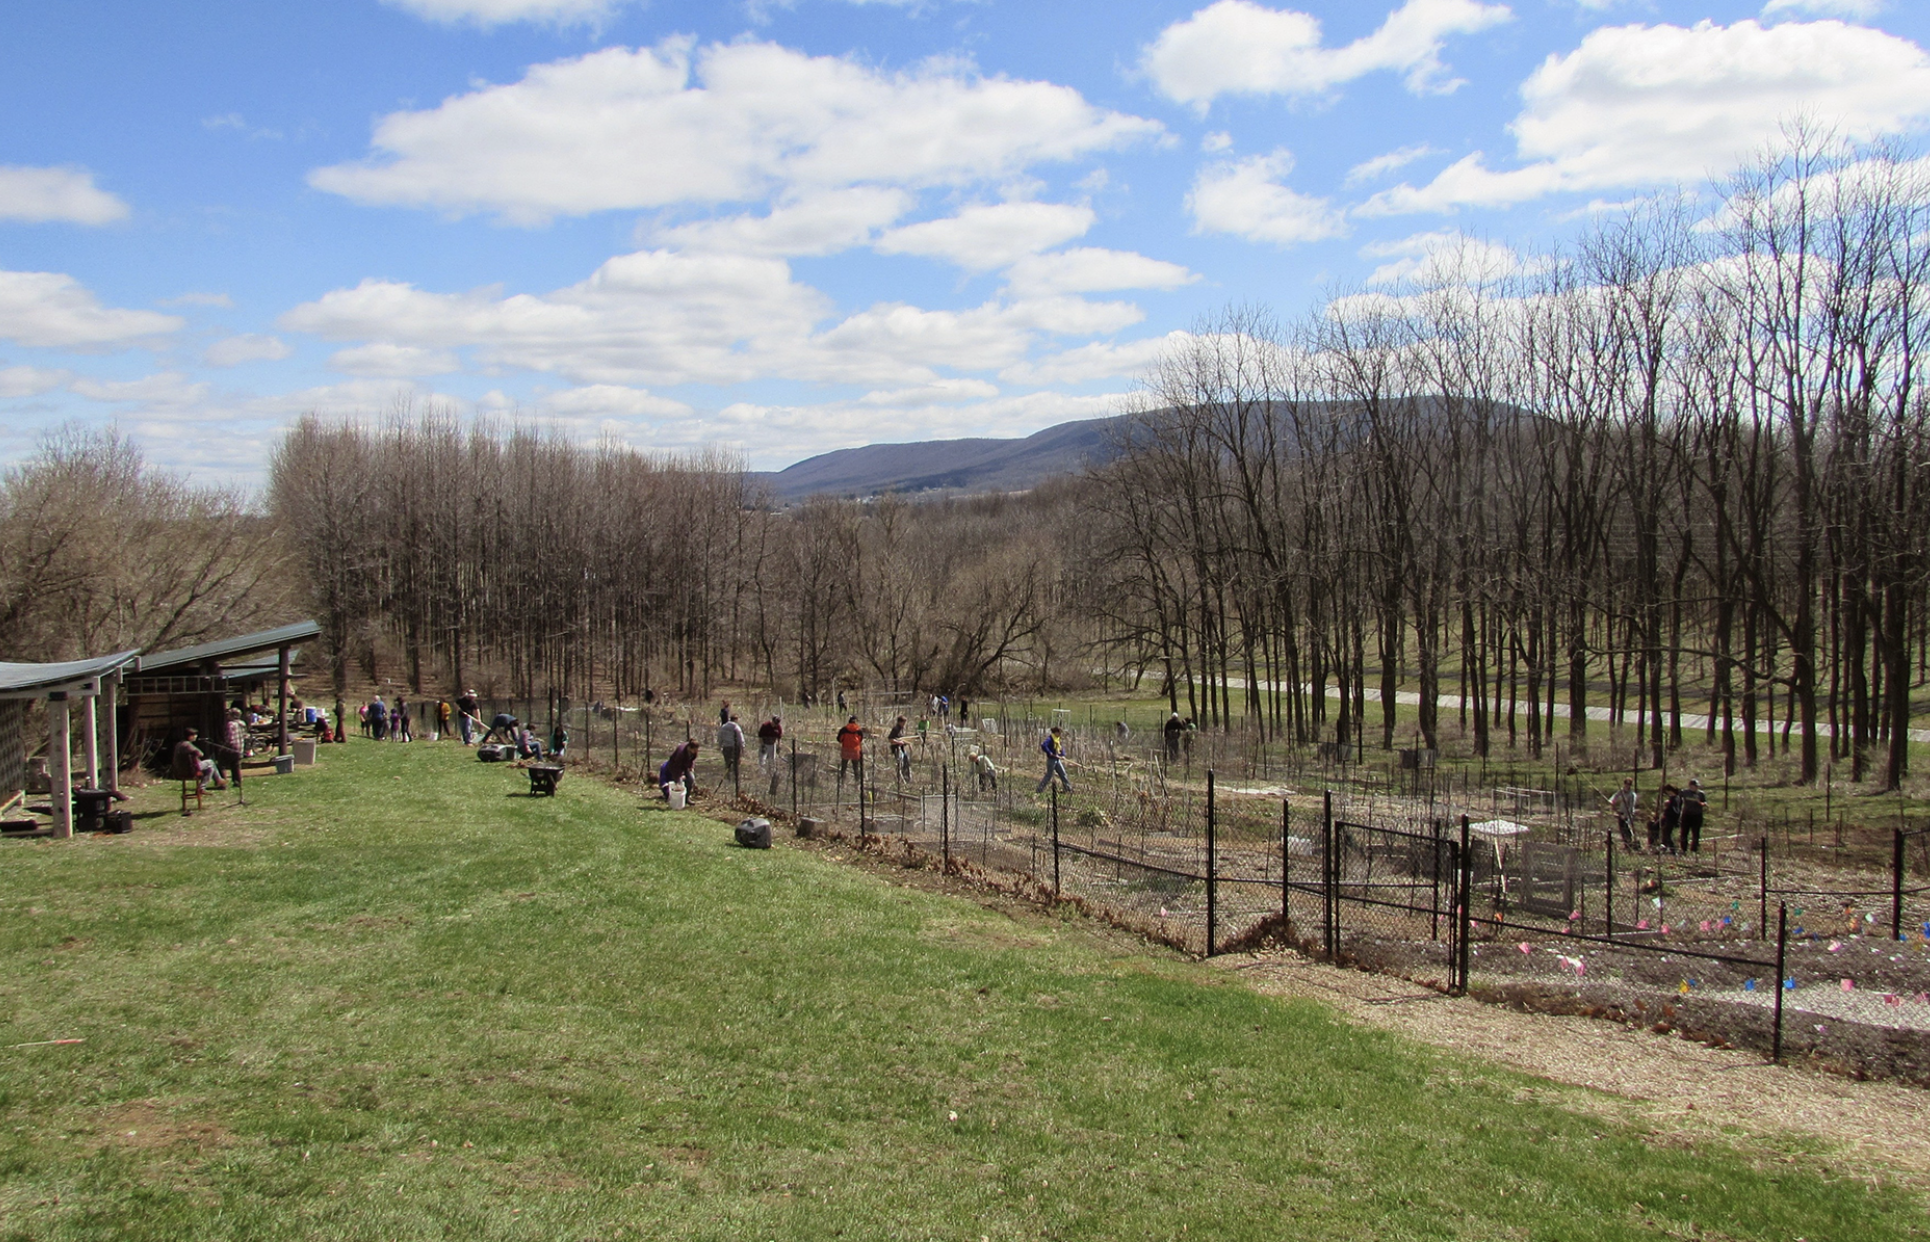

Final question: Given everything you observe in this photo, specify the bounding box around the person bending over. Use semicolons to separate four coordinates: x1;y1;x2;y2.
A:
659;739;701;800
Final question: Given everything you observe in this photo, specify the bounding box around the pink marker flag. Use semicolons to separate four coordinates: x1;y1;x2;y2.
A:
1637;920;1649;931
1841;978;1854;992
1700;921;1711;933
1519;943;1533;954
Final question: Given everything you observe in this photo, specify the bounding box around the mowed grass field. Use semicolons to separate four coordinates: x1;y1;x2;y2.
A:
0;741;1920;1240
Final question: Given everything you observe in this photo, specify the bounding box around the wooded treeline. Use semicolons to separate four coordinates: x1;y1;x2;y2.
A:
267;415;1077;710
1090;138;1930;789
0;427;292;663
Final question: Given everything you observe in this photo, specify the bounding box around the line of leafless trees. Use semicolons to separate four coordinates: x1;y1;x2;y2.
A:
267;414;1076;712
1090;136;1930;790
0;426;292;663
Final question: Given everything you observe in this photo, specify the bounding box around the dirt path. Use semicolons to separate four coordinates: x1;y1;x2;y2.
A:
1222;951;1930;1191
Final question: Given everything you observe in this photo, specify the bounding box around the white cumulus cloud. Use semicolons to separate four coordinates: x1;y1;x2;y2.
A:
69;372;210;405
1187;150;1348;245
328;342;461;378
1142;0;1512;111
282;246;1146;391
1762;0;1886;18
875;202;1095;269
309;39;1163;225
1361;18;1930;215
381;0;632;27
1345;143;1442;186
0;166;130;226
0;271;183;349
998;332;1195;385
857;379;1001;406
1360;230;1531;284
539;384;694;420
654;187;913;257
1003;249;1198;297
204;334;292;367
0;365;72;398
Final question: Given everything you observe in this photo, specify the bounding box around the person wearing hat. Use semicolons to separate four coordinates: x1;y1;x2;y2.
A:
1678;778;1709;854
969;746;998;792
1607;777;1639;849
456;688;481;745
1162;711;1184;763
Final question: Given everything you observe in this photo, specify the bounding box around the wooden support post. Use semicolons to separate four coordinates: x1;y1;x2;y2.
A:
103;673;120;795
48;692;72;839
82;689;99;790
277;645;292;755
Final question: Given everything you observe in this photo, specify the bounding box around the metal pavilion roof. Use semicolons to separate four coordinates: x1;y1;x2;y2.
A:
0;649;142;698
137;621;321;674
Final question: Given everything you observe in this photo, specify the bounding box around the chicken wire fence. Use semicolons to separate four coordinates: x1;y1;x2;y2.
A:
388;694;1929;1076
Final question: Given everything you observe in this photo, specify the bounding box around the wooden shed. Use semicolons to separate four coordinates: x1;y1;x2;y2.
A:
120;621;322;774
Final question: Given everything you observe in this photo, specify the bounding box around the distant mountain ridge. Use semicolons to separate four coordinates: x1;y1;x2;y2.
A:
754;415;1129;501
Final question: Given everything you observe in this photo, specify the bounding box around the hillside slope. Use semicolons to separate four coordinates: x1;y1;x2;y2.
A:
755;415;1127;500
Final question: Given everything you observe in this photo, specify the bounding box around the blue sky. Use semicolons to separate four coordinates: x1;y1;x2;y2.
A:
4;0;1928;481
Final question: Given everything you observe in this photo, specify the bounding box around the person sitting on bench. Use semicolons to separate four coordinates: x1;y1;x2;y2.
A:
171;728;226;791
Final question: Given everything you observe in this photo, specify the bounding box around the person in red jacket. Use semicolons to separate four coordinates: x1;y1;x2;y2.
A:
836;716;866;793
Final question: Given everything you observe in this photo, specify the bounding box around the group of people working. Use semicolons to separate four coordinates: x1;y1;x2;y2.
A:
653;707;1076;804
1606;776;1710;855
656;705;786;800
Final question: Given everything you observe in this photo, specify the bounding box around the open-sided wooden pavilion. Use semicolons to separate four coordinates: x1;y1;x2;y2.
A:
121;620;321;771
0;649;142;837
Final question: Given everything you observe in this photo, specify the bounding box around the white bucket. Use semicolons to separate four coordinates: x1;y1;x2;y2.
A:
667;784;687;810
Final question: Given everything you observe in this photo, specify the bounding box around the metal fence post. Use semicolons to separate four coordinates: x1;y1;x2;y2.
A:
1280;799;1290;930
1773;901;1788;1065
790;737;798;818
1431;821;1443;943
1322;789;1336;960
1455;814;1472;995
942;761;951;872
1206;769;1217;957
1051;784;1061;896
1894;827;1906;942
1759;835;1769;937
1604;831;1615;938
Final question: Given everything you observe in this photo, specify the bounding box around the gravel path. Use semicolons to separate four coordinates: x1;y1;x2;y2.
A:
1223;950;1930;1192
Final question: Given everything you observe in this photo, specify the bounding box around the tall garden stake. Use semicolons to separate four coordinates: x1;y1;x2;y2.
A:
1893;827;1905;942
1051;785;1061;896
1773;902;1788;1064
1206;769;1217;957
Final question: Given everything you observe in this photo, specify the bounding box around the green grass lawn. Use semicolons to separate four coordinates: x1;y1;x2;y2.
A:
0;740;1920;1240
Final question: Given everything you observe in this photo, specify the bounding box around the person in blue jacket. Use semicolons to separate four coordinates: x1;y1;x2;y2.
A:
1036;726;1072;794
